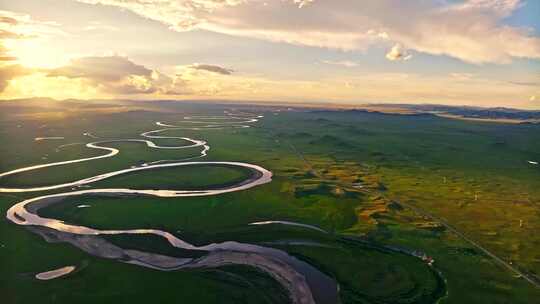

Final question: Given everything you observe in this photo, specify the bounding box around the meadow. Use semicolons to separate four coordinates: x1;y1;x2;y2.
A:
1;100;539;303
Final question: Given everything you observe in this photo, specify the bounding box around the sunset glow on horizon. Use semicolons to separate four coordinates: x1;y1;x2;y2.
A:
0;0;539;108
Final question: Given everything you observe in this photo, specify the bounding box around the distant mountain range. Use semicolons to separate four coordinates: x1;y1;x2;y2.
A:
355;104;540;122
2;98;539;122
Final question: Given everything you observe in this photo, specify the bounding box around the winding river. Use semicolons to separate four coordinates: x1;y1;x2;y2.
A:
1;112;339;304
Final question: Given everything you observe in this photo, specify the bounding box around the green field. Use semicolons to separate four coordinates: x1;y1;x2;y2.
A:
1;100;539;303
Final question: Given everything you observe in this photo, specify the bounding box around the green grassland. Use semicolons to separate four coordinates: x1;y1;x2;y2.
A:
261;111;540;270
1;100;539;304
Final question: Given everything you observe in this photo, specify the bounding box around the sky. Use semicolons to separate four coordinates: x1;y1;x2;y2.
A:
0;0;539;108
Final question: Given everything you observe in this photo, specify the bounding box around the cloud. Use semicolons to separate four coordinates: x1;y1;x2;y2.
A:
0;64;29;91
385;44;412;61
75;0;245;31
0;11;42;91
83;21;119;32
2;57;538;108
47;56;152;82
72;0;540;64
321;60;359;67
39;55;192;95
293;0;314;8
0;10;64;38
0;49;234;97
450;0;522;17
0;29;23;39
0;16;18;26
45;55;179;94
0;44;15;62
450;73;475;81
509;81;540;87
0;10;67;68
188;63;234;75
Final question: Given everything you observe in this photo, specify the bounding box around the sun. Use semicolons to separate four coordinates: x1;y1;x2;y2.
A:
6;39;70;69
